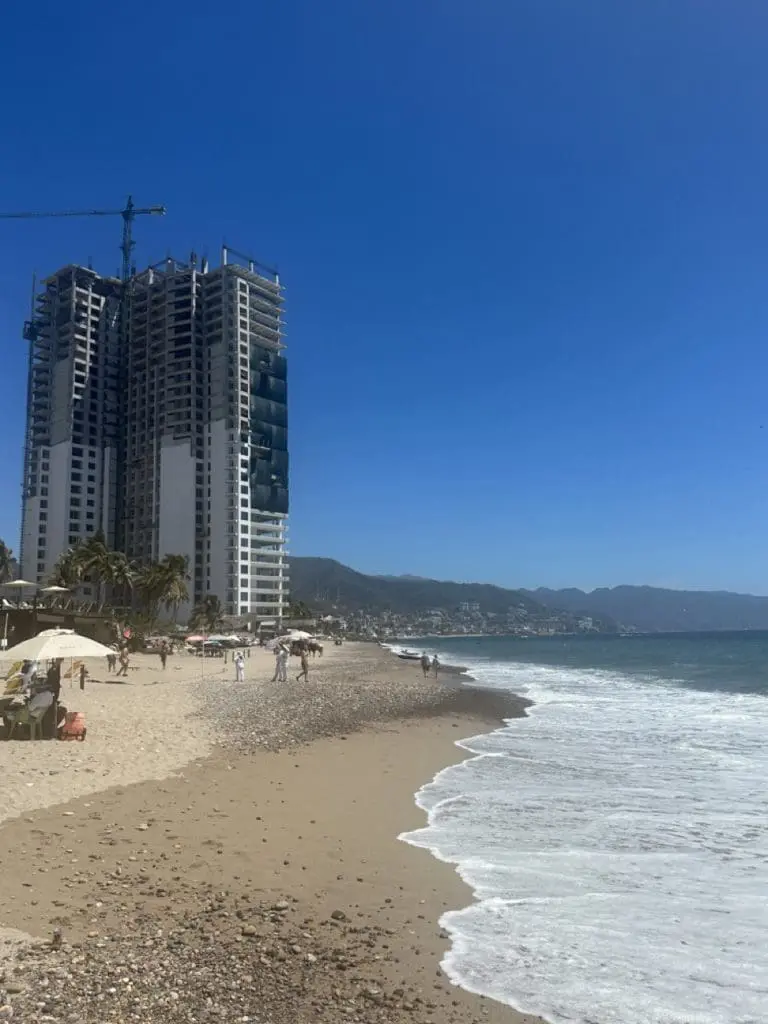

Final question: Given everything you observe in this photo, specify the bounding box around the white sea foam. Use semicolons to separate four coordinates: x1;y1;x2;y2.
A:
401;653;768;1024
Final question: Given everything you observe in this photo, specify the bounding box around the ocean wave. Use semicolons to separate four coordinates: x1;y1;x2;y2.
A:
400;645;768;1024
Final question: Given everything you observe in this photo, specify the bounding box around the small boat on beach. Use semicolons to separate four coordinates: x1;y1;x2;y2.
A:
396;648;422;661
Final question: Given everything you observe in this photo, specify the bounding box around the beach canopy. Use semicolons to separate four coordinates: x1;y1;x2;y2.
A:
40;585;70;593
185;635;205;643
2;628;114;661
2;579;39;589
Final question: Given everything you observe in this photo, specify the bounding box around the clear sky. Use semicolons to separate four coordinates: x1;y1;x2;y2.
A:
1;0;767;593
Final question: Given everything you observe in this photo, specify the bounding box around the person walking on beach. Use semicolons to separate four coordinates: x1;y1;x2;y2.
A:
296;648;310;683
420;652;431;678
106;650;117;673
159;640;169;670
431;654;440;678
234;651;245;682
116;647;129;678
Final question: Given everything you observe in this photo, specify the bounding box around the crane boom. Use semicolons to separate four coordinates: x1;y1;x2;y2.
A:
0;195;166;280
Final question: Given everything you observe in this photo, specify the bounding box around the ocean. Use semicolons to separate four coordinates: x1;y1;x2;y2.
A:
397;633;768;1024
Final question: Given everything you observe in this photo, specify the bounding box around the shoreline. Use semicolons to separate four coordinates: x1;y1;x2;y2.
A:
0;643;546;1024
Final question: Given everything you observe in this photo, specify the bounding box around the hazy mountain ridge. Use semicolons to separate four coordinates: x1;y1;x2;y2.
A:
522;585;768;632
291;559;768;633
290;558;550;617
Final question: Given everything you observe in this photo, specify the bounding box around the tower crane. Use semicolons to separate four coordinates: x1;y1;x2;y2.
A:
0;195;166;281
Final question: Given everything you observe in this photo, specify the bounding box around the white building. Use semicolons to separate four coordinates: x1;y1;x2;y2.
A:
20;247;289;621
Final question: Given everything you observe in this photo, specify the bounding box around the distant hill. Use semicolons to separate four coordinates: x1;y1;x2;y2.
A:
290;557;549;617
523;585;768;632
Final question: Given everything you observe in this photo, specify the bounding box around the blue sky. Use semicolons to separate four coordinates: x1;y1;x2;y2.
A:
1;0;767;593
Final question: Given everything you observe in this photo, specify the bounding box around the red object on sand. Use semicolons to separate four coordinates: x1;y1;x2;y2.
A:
60;711;87;741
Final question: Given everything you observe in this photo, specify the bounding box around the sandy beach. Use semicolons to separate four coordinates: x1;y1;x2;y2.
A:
0;643;546;1024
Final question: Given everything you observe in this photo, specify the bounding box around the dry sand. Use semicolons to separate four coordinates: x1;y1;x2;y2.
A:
0;651;222;825
0;643;546;1024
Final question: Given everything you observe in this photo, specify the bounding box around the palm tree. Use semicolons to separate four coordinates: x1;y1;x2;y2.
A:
51;534;135;607
51;546;85;588
189;594;224;634
73;531;115;606
134;563;164;622
136;554;190;623
0;540;14;584
156;554;190;620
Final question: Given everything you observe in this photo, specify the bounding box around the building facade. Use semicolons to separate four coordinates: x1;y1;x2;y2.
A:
20;247;289;621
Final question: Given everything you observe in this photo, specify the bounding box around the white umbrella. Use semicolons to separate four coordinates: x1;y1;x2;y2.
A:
2;628;114;661
287;630;314;640
2;580;38;589
40;585;70;593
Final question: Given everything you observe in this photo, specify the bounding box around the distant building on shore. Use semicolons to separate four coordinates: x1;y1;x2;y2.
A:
19;246;289;621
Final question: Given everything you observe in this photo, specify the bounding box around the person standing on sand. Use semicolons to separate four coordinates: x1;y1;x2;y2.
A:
420;652;431;678
296;649;309;683
271;643;285;682
432;654;440;678
159;640;169;670
234;651;245;682
272;643;288;683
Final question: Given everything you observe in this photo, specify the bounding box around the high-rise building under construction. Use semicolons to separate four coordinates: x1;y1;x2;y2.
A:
20;246;289;622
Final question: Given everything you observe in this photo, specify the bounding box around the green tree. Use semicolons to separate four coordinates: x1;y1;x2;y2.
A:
188;594;224;634
288;599;313;619
136;554;190;623
0;540;14;584
51;535;135;605
51;546;85;588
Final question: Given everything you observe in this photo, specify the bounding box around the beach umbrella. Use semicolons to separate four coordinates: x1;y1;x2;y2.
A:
185;635;205;643
1;628;114;661
2;579;40;608
40;585;70;593
287;630;313;640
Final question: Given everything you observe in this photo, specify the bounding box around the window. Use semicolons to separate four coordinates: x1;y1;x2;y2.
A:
71;472;82;482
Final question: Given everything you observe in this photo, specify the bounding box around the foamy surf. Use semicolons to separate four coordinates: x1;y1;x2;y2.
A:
400;642;768;1024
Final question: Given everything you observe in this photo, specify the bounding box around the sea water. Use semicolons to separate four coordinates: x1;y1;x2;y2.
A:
398;633;768;1024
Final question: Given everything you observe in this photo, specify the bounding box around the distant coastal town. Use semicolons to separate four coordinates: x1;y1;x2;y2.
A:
328;603;620;640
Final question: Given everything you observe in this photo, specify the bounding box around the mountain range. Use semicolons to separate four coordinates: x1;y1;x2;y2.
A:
290;557;547;617
522;585;768;633
290;557;768;632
